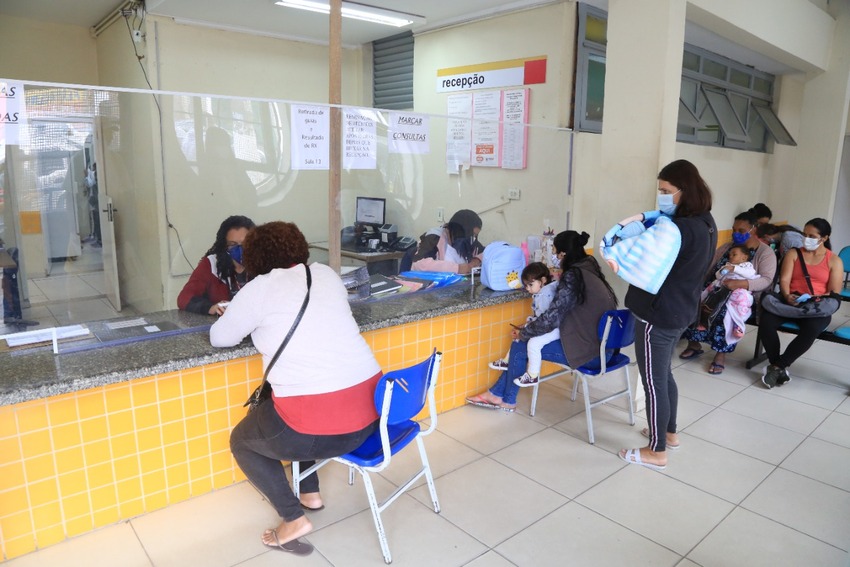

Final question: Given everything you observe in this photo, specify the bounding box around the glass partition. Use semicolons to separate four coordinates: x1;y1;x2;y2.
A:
1;80;572;341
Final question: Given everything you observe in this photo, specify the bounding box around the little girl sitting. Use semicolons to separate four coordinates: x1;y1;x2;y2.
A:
488;262;559;386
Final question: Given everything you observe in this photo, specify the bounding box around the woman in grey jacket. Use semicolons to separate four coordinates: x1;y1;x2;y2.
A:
466;230;618;411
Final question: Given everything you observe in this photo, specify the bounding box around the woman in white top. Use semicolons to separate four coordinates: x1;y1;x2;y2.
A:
211;221;381;556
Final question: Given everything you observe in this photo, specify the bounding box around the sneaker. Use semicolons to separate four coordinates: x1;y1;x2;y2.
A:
761;365;782;389
513;372;539;387
776;368;791;386
488;359;509;371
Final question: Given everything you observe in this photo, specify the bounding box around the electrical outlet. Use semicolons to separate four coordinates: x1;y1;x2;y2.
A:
437;207;444;222
507;187;521;200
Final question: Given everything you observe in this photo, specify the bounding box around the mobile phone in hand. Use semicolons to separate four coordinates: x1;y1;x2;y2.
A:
797;293;811;302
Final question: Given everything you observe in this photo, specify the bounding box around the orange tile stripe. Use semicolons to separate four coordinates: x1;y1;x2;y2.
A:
0;299;532;560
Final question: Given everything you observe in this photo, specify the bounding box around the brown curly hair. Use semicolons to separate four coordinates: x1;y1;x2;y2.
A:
242;221;309;276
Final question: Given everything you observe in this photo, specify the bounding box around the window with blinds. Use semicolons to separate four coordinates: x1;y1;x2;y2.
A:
373;31;414;110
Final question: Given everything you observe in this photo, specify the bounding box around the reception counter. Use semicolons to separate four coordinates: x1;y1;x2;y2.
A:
0;280;532;560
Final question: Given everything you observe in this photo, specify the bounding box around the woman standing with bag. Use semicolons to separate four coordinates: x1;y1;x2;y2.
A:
760;218;844;388
210;222;382;556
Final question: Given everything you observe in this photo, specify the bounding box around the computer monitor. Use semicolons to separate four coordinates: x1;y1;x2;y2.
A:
355;196;386;227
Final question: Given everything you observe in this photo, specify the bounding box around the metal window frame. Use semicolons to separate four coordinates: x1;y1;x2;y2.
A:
702;87;749;143
574;3;607;132
373;31;414;110
752;104;797;146
573;3;796;152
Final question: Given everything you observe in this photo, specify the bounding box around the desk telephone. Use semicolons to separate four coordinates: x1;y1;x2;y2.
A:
341;225;416;252
388;235;417;251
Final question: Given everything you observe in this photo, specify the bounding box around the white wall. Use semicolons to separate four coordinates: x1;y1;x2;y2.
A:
0;16;98;84
832;137;850;251
410;3;575;246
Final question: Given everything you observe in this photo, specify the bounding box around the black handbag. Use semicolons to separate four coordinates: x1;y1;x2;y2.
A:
244;265;312;413
700;285;732;328
761;249;840;319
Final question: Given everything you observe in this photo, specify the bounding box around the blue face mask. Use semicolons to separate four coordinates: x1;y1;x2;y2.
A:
731;231;750;245
228;245;243;265
656;190;679;216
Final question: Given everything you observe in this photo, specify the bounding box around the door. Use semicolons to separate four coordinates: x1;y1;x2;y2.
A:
93;120;121;311
98;196;120;310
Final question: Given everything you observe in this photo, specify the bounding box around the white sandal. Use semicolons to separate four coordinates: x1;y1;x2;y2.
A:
618;448;666;471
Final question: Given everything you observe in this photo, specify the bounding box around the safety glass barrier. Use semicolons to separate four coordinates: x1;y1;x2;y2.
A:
0;80;572;343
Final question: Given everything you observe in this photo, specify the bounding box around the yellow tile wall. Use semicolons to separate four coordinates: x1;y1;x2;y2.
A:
0;299;529;560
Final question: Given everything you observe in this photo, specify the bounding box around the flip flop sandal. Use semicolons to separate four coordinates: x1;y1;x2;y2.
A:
498;404;516;413
640;427;680;450
301;503;325;511
264;530;314;556
708;363;725;375
465;395;499;409
679;348;705;360
618;448;666;471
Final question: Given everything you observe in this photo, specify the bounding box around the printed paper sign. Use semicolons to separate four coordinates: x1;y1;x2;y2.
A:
388;112;429;154
290;105;330;170
471;91;501;167
501;89;529;170
343;108;378;170
0;80;26;146
446;93;472;172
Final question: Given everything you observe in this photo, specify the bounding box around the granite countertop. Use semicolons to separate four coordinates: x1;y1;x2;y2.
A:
1;281;525;406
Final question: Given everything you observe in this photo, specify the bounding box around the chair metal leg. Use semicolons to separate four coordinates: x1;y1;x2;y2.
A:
291;460;332;497
416;437;441;513
530;383;539;416
357;470;392;564
571;373;580;402
580;374;595;444
292;462;301;497
624;366;636;425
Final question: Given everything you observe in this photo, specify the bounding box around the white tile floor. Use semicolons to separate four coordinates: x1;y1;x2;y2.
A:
6;316;850;567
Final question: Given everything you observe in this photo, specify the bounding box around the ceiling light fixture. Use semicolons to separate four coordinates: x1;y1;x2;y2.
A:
274;0;425;28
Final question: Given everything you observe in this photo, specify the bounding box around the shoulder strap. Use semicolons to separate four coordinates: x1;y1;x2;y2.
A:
263;264;312;381
795;248;815;295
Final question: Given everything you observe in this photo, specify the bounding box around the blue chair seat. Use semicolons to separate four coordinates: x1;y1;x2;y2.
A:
833;326;850;340
343;421;420;467
577;352;630;376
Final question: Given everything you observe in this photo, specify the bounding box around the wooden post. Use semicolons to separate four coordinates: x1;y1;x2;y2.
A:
328;0;342;272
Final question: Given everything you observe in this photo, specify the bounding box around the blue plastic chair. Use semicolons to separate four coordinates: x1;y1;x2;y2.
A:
839;246;850;287
292;350;442;564
530;309;636;444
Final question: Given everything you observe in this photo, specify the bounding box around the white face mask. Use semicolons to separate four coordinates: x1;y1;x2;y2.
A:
803;237;821;251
